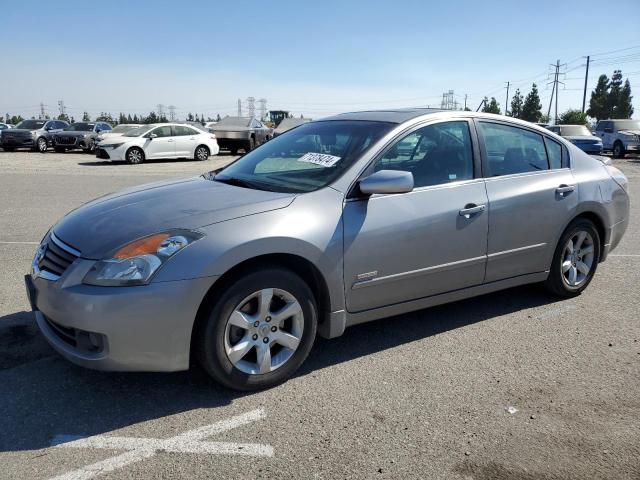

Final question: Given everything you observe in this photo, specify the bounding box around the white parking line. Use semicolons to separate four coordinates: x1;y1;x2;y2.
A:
0;241;39;245
609;254;640;257
48;409;273;480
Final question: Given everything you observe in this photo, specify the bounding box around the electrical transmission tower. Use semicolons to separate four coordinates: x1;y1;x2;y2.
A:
547;59;566;124
39;102;46;119
257;98;267;121
156;104;165;120
440;90;456;110
246;97;255;119
57;100;66;118
237;98;242;117
168;105;176;121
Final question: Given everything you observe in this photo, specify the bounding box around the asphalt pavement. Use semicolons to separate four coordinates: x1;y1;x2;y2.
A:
0;150;639;479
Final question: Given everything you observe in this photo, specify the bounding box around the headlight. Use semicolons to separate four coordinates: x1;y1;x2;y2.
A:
101;143;124;149
83;230;203;286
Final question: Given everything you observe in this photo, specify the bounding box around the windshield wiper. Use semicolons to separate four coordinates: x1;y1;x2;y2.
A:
213;175;276;191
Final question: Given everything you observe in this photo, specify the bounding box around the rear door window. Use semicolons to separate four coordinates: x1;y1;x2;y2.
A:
478;122;550;176
544;137;563;169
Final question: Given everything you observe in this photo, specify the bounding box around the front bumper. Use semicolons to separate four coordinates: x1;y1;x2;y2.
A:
2;137;35;148
95;146;125;160
27;264;216;372
625;143;640;152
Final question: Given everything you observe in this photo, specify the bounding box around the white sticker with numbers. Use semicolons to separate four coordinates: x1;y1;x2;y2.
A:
297;152;341;167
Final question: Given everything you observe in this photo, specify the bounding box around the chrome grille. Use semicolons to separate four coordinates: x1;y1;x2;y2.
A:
36;233;81;280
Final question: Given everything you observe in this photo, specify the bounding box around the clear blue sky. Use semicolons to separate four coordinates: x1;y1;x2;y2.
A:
1;0;639;120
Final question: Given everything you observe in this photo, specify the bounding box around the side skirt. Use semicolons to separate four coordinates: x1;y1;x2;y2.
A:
344;271;549;328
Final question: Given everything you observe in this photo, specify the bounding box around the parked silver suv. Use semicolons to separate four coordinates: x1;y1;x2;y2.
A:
1;119;69;152
595;119;640;158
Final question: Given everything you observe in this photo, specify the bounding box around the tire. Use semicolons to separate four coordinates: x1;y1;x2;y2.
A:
83;141;96;154
230;148;238;156
245;137;255;153
37;137;48;153
612;141;626;159
125;147;145;164
54;147;66;153
195;145;210;161
544;218;601;297
195;268;318;391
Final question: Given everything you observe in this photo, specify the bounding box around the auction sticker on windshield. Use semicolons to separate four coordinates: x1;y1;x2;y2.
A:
297;152;341;167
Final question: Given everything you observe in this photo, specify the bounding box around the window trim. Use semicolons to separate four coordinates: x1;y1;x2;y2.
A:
347;118;481;199
473;118;572;179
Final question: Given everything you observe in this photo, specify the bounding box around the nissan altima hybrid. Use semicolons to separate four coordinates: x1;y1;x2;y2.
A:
26;109;629;390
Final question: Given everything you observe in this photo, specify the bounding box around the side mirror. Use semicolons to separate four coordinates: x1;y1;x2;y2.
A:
359;170;414;195
148;133;158;139
604;127;613;133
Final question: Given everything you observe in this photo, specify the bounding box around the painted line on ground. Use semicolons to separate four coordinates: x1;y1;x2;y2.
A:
0;241;39;245
48;409;273;480
609;254;640;257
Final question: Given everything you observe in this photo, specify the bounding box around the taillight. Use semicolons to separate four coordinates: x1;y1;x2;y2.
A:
606;165;629;193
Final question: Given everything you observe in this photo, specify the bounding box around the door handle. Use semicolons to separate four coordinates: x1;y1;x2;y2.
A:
167;139;174;142
459;204;486;218
556;184;575;196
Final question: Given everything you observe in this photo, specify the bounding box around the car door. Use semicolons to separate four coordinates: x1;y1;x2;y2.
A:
476;120;578;283
343;119;489;312
596;121;612;149
144;125;175;159
173;125;200;157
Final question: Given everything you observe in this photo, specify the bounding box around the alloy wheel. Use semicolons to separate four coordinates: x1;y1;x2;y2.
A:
561;230;595;287
128;149;142;164
224;288;304;375
38;138;47;152
196;146;208;160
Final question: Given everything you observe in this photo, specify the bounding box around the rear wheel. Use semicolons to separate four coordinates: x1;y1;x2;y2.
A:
230;147;238;156
195;145;210;161
126;147;145;164
545;218;600;297
244;137;255;153
37;137;48;153
195;268;318;391
612;141;625;159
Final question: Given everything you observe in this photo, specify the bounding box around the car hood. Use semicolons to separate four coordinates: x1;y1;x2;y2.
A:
52;176;296;259
565;135;601;141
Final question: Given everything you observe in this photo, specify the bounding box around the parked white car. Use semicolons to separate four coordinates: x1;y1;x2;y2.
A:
95;124;142;143
95;123;219;164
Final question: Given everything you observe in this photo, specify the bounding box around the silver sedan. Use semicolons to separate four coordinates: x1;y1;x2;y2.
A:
26;110;629;390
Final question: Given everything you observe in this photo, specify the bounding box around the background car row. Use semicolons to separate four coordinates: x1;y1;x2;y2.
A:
546;119;640;157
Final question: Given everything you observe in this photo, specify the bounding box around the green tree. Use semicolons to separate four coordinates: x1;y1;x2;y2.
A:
118;113;127;124
539;113;550;124
558;109;588;125
216;114;221;122
587;74;610;120
133;114;139;123
521;83;543;122
187;112;194;122
10;115;24;125
127;114;134;123
510;89;524;118
70;116;75;123
617;78;634;119
57;113;70;122
607;70;624;118
95;112;114;123
482;96;501;114
82;111;91;121
144;111;158;124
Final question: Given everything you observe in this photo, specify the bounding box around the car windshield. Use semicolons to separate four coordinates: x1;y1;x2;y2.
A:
65;123;94;132
562;125;592;136
614;120;640;130
212;120;393;193
124;126;154;137
111;125;138;133
16;120;46;129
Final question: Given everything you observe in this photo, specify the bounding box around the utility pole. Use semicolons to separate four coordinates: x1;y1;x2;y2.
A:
237;98;242;117
39;102;46;119
168;105;176;121
476;98;486;112
57;100;66;118
464;94;468;110
504;82;510;116
581;55;590;114
546;59;566;124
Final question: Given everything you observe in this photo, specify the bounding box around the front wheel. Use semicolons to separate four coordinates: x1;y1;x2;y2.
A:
37;137;48;153
126;147;145;164
545;219;600;297
244;137;255;153
195;268;318;391
612;141;626;159
195;145;209;161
